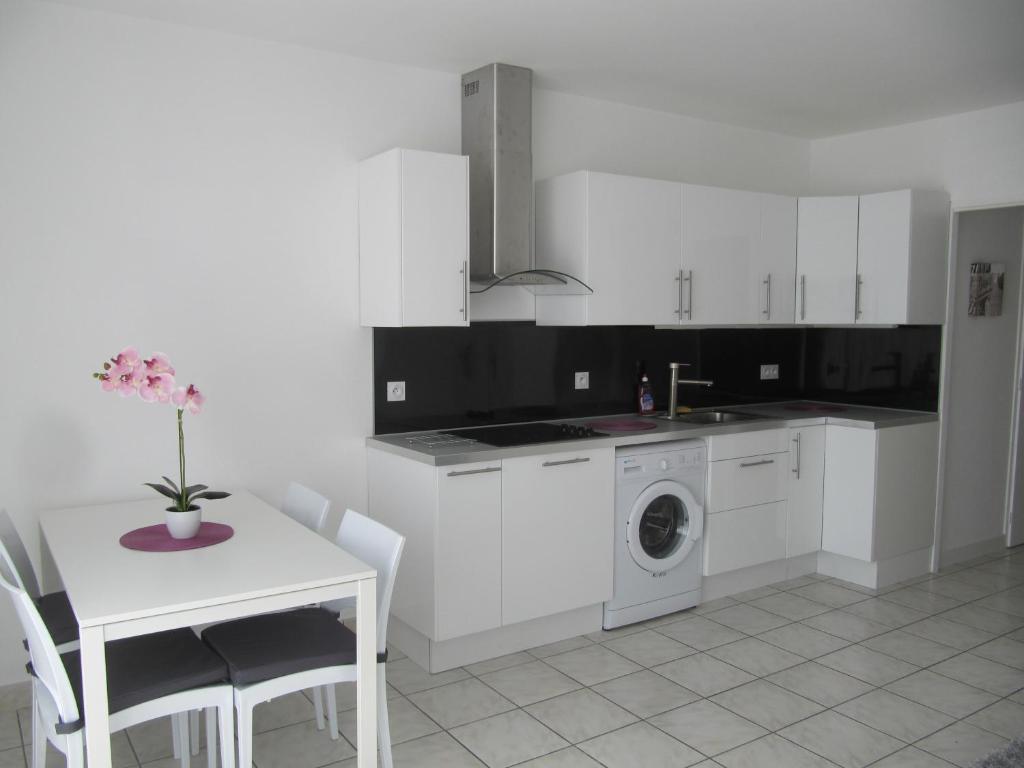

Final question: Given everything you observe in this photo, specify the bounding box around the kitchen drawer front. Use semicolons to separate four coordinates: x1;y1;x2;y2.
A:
707;428;789;461
706;452;788;514
703;502;787;576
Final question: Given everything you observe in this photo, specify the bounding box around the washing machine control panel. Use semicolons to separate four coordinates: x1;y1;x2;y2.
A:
618;446;706;479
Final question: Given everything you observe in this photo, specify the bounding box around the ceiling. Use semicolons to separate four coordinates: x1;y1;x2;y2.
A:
48;0;1024;138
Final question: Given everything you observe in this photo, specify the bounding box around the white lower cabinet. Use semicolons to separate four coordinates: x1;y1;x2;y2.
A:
787;425;825;557
703;428;790;576
436;462;502;640
501;448;615;625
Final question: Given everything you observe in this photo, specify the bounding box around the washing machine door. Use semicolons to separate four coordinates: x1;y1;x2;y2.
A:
626;480;703;574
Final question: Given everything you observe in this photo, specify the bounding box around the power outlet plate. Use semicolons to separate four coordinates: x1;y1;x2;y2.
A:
574;371;590;390
386;381;406;402
760;364;780;381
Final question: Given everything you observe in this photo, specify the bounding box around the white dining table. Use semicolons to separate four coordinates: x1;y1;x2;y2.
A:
38;491;378;768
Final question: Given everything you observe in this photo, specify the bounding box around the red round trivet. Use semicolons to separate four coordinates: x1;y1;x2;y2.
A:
587;419;659;431
119;522;234;552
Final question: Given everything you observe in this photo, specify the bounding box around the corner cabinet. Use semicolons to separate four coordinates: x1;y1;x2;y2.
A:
797;190;949;325
787;425;825;557
358;148;469;327
535;172;682;326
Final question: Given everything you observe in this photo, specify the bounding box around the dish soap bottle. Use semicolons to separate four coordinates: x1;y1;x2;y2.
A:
638;373;654;415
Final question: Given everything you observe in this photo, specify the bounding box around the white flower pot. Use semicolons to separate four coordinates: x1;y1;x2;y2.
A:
165;506;202;539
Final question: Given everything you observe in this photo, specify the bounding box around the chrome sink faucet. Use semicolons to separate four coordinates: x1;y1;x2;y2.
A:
666;362;714;420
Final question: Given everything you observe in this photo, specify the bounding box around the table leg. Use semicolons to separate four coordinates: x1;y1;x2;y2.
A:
356;577;377;768
79;624;112;768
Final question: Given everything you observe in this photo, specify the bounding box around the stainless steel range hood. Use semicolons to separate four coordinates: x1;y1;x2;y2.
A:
461;63;591;295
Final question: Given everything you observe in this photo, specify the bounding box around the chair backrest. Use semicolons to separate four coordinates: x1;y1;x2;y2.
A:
0;549;80;729
281;482;331;534
0;509;41;598
327;509;404;655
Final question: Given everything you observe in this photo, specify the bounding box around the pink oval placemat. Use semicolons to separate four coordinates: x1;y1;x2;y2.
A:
120;522;234;552
587;419;658;431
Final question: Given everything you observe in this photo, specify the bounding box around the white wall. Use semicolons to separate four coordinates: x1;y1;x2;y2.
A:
0;0;815;685
940;208;1024;558
808;101;1024;209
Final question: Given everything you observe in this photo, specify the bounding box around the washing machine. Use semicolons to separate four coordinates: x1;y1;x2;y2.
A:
603;440;706;629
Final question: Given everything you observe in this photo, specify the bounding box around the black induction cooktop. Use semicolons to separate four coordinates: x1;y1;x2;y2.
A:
441;422;607;447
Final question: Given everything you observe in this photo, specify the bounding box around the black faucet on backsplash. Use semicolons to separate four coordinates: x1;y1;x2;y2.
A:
372;323;942;434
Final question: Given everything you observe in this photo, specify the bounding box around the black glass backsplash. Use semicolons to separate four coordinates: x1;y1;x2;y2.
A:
373;324;941;434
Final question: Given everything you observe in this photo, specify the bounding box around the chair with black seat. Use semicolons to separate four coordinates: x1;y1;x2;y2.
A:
0;509;78;652
0;544;236;768
202;509;404;768
281;482;331;534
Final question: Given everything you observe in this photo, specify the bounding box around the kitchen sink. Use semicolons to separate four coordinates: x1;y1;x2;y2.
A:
659;410;763;424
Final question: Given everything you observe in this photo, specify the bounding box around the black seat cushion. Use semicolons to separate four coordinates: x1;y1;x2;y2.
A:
62;628;228;716
202;607;357;686
36;591;78;647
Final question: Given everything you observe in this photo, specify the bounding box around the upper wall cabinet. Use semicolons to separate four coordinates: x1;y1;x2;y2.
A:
359;148;469;327
759;193;798;324
796;196;860;324
535;172;681;326
797;190;950;325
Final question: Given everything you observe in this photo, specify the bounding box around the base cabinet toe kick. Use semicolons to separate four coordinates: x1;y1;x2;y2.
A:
367;446;614;672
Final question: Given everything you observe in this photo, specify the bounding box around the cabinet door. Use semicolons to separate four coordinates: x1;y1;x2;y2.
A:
796;196;859;324
501;448;615;625
787;426;825;557
759;194;797;324
706;453;788;514
436;462;502;640
681;184;761;325
401;150;470;326
703;502;787;576
822;426;877;561
857;190;911;325
586;173;681;325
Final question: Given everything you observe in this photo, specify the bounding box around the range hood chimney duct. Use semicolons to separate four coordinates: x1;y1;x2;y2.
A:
460;63;590;294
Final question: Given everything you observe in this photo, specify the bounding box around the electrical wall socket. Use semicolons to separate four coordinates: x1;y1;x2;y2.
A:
574;371;590;390
760;364;780;381
386;381;406;402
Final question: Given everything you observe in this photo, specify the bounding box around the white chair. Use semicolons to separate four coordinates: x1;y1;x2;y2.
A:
281;482;331;534
0;551;236;768
202;509;404;768
0;509;78;652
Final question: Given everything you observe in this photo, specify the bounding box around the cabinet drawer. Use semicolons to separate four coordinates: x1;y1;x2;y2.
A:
707;428;789;461
703;502;787;576
707;452;788;514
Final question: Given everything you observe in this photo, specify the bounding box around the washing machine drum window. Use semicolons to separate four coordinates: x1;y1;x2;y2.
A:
626;480;703;574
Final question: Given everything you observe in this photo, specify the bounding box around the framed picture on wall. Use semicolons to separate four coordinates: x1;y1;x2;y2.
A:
968;262;1005;316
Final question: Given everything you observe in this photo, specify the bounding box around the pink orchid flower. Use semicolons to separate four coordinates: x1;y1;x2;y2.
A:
143;352;175;376
101;346;144;397
172;384;204;415
138;373;177;403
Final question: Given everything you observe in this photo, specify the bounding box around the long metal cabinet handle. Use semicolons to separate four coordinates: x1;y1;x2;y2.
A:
447;466;501;477
682;270;693;319
800;275;807;320
674;270;682;316
763;274;772;318
542;457;591;467
792;433;802;479
739;459;775;468
460;261;468;318
855;273;863;319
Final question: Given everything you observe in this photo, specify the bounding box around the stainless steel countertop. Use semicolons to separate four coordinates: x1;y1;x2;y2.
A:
366;400;938;466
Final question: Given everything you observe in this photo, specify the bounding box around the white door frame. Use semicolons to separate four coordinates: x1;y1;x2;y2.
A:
1004;215;1024;547
932;200;1024;571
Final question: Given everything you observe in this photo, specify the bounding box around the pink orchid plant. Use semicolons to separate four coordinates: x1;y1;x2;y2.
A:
93;346;230;513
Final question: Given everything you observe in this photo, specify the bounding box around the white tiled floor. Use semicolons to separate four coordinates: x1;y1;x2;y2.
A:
5;549;1024;767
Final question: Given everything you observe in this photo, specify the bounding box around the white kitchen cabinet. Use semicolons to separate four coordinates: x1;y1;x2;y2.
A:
758;193;798;324
501;447;615;625
366;451;502;642
358;148;469;327
680;184;763;325
535;172;681;326
856;189;950;325
796;196;859;324
704;429;790;575
821;422;939;564
787;425;825;557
